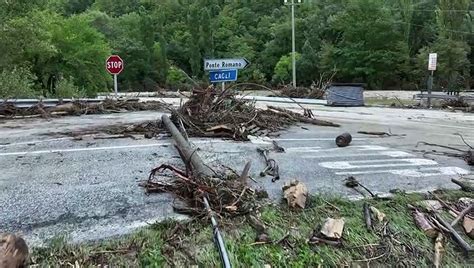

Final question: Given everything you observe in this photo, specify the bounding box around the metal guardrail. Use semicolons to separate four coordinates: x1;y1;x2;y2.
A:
414;94;474;101
1;99;105;108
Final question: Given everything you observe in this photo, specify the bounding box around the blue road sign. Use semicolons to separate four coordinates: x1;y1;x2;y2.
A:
209;69;238;83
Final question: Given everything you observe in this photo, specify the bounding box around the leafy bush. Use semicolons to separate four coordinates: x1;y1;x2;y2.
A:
166;66;187;89
55;77;85;99
273;53;301;84
0;67;38;100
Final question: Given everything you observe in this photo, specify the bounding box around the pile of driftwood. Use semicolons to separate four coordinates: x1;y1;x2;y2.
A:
139;115;264;217
0;99;167;118
171;88;339;140
410;194;473;267
141;163;260;216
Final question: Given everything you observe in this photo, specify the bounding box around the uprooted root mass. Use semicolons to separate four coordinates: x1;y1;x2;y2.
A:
140;164;264;217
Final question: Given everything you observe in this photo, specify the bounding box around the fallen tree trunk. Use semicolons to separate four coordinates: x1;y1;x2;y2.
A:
412;210;438;238
451;179;474;192
162;114;214;178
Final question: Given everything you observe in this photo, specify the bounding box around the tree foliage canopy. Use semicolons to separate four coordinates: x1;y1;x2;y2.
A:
0;0;472;97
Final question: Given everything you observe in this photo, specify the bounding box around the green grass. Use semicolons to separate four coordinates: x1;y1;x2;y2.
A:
31;191;474;267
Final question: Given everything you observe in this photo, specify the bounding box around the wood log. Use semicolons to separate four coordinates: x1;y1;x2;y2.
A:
434;232;444;268
308;236;342;247
282;180;308;209
451;204;473;226
413;210;438;238
451;179;474;192
363;203;372;231
435;214;473;254
370;206;386;222
239;161;252;184
0;234;29;268
320;218;345;239
416;200;443;212
463;217;474;239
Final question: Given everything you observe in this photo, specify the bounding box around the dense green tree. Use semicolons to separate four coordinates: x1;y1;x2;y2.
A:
319;0;410;89
1;0;472;95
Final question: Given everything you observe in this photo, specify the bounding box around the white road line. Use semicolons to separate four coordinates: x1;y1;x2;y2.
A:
320;158;437;169
286;145;390;153
336;167;469;177
0;143;172;156
285;146;322;151
273;138;368;141
302;151;414;159
0;139;233;157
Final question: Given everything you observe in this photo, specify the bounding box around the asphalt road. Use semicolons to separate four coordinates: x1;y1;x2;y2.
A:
0;100;473;246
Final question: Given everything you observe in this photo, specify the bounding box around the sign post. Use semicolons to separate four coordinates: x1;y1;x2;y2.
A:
427;53;437;107
106;55;124;97
205;58;249;90
284;0;303;88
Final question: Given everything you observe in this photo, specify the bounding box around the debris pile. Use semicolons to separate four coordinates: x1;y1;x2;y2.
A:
410;194;474;264
171;88;339;140
140;164;259;216
0;99;168;118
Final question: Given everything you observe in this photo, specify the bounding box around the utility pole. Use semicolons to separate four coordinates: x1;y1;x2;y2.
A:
284;0;302;88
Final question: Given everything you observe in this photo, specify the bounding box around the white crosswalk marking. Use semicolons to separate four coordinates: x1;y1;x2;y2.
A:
285;143;470;177
336;167;469;177
320;158;437;169
302;151;414;159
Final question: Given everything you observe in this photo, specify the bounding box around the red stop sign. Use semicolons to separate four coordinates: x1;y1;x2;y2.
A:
106;55;124;75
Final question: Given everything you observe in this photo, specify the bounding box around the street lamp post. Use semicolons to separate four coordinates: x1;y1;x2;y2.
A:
284;0;302;88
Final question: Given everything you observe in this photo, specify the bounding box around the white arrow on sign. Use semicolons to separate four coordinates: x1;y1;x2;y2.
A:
204;58;250;71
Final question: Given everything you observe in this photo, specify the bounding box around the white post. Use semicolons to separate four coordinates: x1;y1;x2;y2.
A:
291;0;296;88
114;74;118;98
222;82;225;91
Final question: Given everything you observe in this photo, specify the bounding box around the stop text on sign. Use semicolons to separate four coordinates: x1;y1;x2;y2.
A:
107;61;122;69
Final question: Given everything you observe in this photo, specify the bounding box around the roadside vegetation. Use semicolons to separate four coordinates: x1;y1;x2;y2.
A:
31;190;474;267
0;0;472;99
